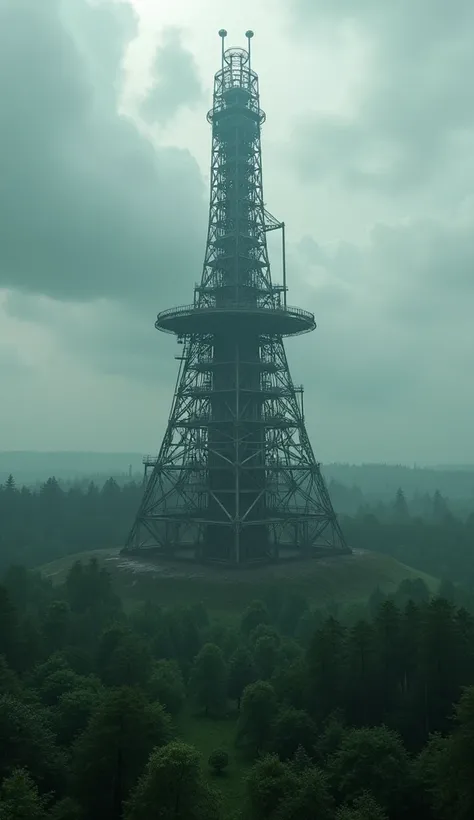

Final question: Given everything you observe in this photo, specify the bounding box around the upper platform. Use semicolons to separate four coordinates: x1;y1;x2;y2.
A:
155;303;316;337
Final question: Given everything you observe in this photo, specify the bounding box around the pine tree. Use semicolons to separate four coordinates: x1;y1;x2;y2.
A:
393;488;409;521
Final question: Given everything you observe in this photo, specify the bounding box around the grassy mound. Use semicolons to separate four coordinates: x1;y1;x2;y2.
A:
38;547;438;615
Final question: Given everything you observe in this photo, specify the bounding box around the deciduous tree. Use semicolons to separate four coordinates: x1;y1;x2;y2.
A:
244;755;296;820
272;706;316;761
277;767;333;820
148;659;185;716
228;647;256;710
336;792;388;820
328;726;410;818
237;681;278;754
73;686;172;820
124;741;220;820
0;768;48;820
188;643;227;716
241;601;269;638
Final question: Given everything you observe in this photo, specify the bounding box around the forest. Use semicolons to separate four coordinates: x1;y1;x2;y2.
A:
1;554;474;819
1;472;474;818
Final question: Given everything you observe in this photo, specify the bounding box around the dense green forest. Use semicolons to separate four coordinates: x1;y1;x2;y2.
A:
1;474;473;584
2;471;474;817
1;557;474;818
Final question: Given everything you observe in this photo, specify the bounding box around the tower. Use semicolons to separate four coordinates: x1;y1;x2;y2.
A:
124;31;349;564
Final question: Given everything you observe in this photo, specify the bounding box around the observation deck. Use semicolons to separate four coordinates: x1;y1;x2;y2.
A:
155;303;316;337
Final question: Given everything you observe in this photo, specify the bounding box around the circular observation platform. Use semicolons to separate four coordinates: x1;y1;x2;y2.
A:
155;303;315;337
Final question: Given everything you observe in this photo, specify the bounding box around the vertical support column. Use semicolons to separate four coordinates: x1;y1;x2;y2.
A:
281;221;287;309
235;341;240;564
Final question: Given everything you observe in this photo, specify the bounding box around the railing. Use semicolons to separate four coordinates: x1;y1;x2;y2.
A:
194;359;281;370
156;302;314;323
194;283;287;294
182;385;290;397
181;414;297;426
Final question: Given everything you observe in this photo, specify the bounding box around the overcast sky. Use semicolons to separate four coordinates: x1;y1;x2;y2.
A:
1;0;473;465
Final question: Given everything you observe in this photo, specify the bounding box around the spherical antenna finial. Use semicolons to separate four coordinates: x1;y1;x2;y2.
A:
245;30;254;39
218;29;227;38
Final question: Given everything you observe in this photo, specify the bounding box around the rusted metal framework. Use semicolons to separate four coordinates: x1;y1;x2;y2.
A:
124;31;349;564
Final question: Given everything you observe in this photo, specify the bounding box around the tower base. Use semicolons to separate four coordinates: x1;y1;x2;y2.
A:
120;542;350;566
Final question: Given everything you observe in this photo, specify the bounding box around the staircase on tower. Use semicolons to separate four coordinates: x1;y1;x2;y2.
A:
123;30;350;565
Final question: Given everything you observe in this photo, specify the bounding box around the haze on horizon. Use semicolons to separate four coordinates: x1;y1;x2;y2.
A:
1;0;473;466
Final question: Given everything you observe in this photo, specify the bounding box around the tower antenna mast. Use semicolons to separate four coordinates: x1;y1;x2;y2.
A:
245;29;254;72
218;28;227;71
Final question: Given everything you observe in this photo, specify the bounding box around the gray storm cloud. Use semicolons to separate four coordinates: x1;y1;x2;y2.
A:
0;0;473;462
290;0;474;195
289;214;474;407
0;0;205;306
141;27;205;125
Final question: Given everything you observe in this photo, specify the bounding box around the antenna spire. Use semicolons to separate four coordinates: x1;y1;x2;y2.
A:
245;29;254;71
218;29;227;70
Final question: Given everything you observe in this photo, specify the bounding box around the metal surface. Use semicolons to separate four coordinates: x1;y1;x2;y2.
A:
124;32;349;564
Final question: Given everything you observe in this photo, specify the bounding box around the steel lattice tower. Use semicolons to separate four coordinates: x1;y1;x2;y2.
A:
124;31;349;564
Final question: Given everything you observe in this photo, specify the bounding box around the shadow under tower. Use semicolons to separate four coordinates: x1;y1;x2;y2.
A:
124;31;349;565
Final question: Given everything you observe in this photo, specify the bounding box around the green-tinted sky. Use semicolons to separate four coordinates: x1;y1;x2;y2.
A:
1;0;473;464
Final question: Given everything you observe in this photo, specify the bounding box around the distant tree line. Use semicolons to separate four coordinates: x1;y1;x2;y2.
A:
1;559;474;818
328;477;474;518
324;462;474;507
0;475;142;571
341;487;474;585
1;474;474;584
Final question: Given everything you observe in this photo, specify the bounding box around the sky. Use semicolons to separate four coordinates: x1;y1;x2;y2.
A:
1;0;473;465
